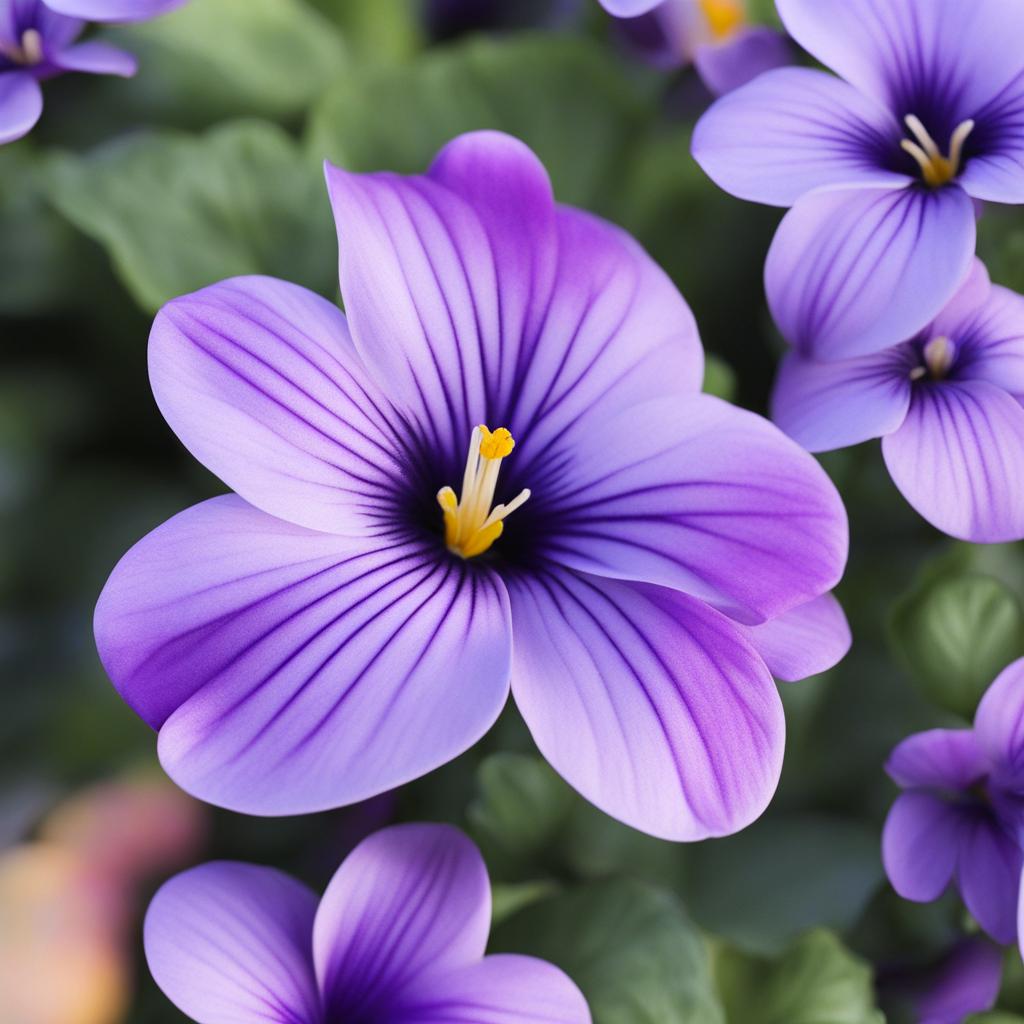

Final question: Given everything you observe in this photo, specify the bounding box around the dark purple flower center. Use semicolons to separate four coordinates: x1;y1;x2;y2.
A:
908;334;957;382
899;114;975;188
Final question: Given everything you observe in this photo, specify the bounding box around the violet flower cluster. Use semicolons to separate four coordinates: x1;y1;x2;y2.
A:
144;823;590;1024
0;0;185;145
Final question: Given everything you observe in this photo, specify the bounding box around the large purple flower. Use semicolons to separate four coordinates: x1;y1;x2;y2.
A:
772;259;1024;542
692;0;1024;361
94;131;849;840
0;0;184;145
145;822;591;1024
882;658;1024;948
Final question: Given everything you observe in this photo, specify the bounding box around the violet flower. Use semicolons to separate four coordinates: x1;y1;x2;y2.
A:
692;0;1024;361
599;0;790;95
913;938;1003;1024
772;259;1024;542
0;0;185;145
882;658;1024;948
95;131;849;840
144;823;591;1024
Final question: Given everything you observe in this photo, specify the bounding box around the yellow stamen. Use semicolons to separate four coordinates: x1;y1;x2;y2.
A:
437;424;530;559
909;335;956;381
0;28;44;65
699;0;745;39
900;115;975;188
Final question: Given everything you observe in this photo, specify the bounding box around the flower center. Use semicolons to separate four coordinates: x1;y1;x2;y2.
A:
909;335;956;381
698;0;745;40
0;28;44;66
437;425;530;559
900;114;975;188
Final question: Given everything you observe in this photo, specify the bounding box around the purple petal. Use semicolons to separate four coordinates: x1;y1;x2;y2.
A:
396;956;591;1024
43;0;187;21
95;495;513;815
738;593;851;682
882;380;1024;542
957;813;1022;944
882;791;962;902
693;26;793;97
916;939;1003;1024
948;284;1024;404
542;394;847;625
0;72;42;146
50;40;136;76
692;67;907;207
597;0;663;15
144;862;320;1024
508;566;785;841
974;658;1024;790
313;824;489;1017
149;276;407;537
771;348;911;453
885;729;987;791
766;185;977;360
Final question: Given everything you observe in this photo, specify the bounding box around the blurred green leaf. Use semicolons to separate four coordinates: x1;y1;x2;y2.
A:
307;0;420;61
491;880;559;925
492;880;725;1024
968;1016;1024;1023
703;353;737;401
891;572;1024;719
683;814;884;955
49;120;337;312
716;930;883;1024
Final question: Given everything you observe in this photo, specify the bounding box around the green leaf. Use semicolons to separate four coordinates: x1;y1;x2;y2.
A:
306;32;653;210
968;1016;1024;1024
49;121;337;313
702;354;737;402
490;880;559;925
306;0;420;61
890;572;1024;718
491;880;725;1024
683;814;884;955
716;930;882;1024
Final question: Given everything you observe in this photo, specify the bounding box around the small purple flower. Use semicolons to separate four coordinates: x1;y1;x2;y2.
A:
882;658;1024;948
94;131;849;840
0;0;185;145
913;938;1003;1024
144;822;591;1024
599;0;791;95
772;259;1024;542
692;0;1024;361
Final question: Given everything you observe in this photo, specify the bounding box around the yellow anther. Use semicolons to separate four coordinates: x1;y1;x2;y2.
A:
923;335;956;378
901;115;974;188
699;0;745;39
479;426;515;460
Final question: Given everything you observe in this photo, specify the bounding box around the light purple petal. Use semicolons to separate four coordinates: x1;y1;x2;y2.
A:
927;257;993;337
692;67;907;207
396;956;591;1024
0;72;42;146
882;791;962;902
43;0;188;22
50;40;136;76
149;277;407;537
882;380;1024;542
508;566;784;841
542;394;847;625
766;184;976;360
885;729;987;791
974;658;1024;790
738;593;851;682
916;939;1003;1024
95;495;513;815
949;284;1024;403
771;348;912;453
597;0;663;15
693;25;793;97
958;813;1022;944
313;824;489;1018
144;862;321;1024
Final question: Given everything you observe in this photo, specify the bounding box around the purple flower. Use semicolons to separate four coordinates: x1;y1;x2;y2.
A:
0;0;185;145
772;259;1024;542
912;938;1003;1024
882;658;1024;947
692;0;1024;361
94;131;849;840
599;0;791;95
144;822;591;1024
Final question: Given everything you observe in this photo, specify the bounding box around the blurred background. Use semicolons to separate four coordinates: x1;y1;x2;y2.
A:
4;1;1024;1021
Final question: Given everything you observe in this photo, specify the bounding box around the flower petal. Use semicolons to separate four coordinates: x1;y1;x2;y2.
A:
882;791;962;902
144;862;320;1024
950;284;1024;404
915;938;1003;1024
541;394;847;625
396;956;591;1024
957;813;1022;944
692;67;907;207
738;593;851;682
0;72;42;146
766;184;977;361
149;277;408;537
882;380;1024;542
313;824;489;1017
43;0;187;21
771;348;912;453
507;566;784;841
50;40;136;77
885;730;987;791
693;27;793;98
597;0;662;15
95;495;513;815
974;658;1024;790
